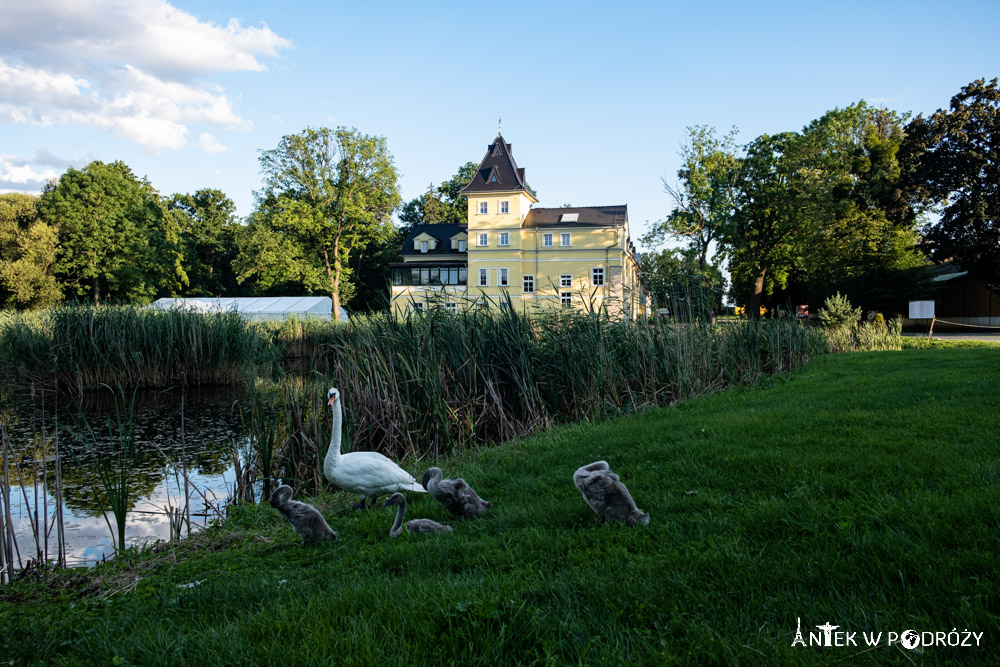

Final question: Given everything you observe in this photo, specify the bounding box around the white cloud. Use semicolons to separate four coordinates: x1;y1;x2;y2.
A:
0;1;289;154
0;58;254;153
197;132;228;155
0;0;292;77
0;154;59;191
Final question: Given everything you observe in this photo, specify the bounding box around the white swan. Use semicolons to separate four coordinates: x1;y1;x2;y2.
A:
383;492;452;536
573;460;650;526
323;387;426;508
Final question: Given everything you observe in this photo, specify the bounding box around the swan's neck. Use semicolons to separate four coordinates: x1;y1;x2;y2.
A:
427;469;440;492
323;398;342;479
390;501;405;537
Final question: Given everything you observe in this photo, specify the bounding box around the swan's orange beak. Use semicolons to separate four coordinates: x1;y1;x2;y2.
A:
328;395;337;406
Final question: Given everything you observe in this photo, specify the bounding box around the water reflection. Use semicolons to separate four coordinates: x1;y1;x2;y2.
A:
3;386;248;568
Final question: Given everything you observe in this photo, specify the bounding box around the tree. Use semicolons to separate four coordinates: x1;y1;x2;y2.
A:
40;161;178;303
398;162;478;229
904;78;1000;291
791;103;935;312
720;133;802;318
0;193;62;308
235;127;401;315
166;189;243;296
639;247;726;319
645;126;741;321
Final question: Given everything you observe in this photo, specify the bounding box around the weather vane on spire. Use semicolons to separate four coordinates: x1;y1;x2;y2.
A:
498;115;502;135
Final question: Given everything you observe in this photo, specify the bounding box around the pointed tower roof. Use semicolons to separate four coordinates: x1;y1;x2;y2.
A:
459;134;536;200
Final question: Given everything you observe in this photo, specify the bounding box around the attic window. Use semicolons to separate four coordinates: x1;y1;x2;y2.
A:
560;213;579;223
490;173;498;183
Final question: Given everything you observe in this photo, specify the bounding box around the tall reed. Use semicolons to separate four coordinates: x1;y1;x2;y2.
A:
64;388;141;554
0;304;277;391
248;301;827;471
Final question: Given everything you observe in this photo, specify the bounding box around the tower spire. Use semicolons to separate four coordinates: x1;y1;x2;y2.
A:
498;115;502;135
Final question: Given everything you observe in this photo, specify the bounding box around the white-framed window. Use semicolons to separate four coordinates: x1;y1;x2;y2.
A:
561;233;571;246
560;273;572;288
500;200;509;214
561;291;572;307
499;267;509;287
413;302;424;313
591;267;605;286
478;232;488;247
499;232;510;246
444;302;457;313
542;233;553;247
458;239;467;252
420;240;428;253
478;268;488;287
478;201;488;215
522;274;534;294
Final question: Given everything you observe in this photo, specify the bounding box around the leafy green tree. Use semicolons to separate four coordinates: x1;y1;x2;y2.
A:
40;161;179;303
791;103;935;312
645;125;741;321
903;78;1000;291
719;133;802;318
398;162;478;229
640;247;726;319
166;189;243;296
235;127;401;315
0;193;62;308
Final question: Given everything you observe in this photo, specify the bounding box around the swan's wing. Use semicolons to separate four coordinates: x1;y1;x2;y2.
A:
338;452;422;491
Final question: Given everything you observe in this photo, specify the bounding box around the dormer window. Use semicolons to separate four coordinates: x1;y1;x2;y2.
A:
458;239;467;252
420;240;428;253
479;201;488;215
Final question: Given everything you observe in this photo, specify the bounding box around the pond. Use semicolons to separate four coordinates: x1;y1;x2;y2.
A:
1;386;251;569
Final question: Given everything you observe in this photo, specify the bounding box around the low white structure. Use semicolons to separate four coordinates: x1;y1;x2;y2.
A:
151;297;346;321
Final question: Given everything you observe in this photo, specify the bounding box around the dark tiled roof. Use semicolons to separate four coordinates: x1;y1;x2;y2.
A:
400;223;468;257
523;205;628;228
459;134;531;196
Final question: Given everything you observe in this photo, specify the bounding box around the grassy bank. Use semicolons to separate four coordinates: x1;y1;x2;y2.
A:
1;346;997;664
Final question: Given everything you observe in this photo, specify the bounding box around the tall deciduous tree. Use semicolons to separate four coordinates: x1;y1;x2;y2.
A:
0;193;61;308
720;133;802;318
40;161;178;303
166;189;243;296
644;125;740;321
398;162;479;229
791;103;934;312
236;127;401;315
904;78;1000;291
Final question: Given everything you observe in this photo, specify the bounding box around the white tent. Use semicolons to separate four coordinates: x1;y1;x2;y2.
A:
150;297;346;321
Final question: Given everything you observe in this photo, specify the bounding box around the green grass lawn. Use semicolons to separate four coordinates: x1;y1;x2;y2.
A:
2;347;998;665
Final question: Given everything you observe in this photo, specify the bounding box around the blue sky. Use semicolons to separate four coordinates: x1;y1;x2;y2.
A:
1;0;997;249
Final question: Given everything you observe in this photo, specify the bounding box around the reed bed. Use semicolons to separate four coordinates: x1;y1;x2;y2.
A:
246;303;828;487
0;304;278;392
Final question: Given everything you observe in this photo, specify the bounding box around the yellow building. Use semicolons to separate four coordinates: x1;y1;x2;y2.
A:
390;134;645;318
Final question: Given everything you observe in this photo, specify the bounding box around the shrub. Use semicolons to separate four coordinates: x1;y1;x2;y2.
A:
818;292;862;328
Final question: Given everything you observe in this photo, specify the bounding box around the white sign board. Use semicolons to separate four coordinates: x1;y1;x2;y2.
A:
908;300;935;319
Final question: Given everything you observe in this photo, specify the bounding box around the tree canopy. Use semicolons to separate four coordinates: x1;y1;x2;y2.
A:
0;193;61;309
40;161;178;303
235;126;401;315
904;78;1000;291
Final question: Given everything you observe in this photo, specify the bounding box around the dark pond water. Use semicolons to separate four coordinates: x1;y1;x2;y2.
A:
2;386;250;568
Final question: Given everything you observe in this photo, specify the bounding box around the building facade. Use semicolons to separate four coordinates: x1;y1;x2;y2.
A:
390;134;645;319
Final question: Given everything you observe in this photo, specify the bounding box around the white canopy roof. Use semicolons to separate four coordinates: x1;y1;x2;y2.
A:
151;297;345;321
